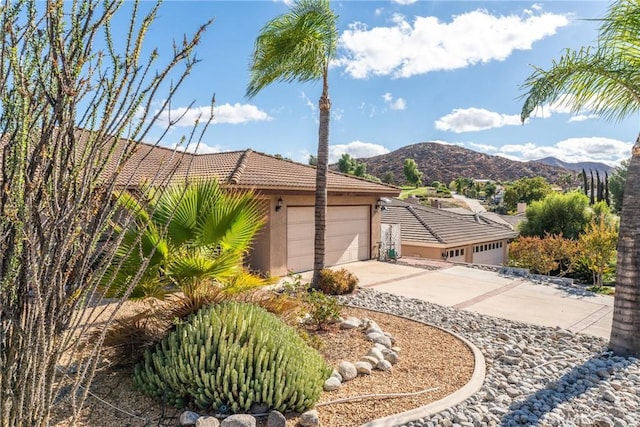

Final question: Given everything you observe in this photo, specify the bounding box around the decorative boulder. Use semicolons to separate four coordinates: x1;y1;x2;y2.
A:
377;360;393;371
299;409;320;427
367;347;384;362
354;361;373;375
324;376;341;391
266;411;286;427
180;411;201;426
220;414;256;427
338;361;358;381
196;416;220;427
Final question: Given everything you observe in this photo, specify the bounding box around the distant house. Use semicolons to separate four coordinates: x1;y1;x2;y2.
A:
116;143;400;275
381;199;518;265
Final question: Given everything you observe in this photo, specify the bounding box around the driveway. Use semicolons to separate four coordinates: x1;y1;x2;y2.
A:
299;260;613;339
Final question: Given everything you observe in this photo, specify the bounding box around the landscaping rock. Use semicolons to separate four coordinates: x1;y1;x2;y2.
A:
384;350;400;365
367;347;384;361
299;409;319;427
369;333;392;348
266;411;286;427
337;361;357;381
324;376;341;391
330;369;342;382
340;316;362;329
196;416;220;427
376;359;393;371
361;355;379;366
354;361;373;375
249;403;269;414
180;411;201;426
220;414;256;427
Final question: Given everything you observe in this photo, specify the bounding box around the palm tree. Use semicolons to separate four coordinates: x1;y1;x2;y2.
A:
246;0;338;288
106;179;265;301
520;0;640;356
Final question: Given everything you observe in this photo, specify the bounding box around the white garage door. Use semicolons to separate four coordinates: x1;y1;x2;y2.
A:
287;206;370;273
472;242;505;266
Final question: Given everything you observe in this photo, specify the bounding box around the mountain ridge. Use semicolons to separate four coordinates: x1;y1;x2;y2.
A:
533;156;612;174
347;142;577;185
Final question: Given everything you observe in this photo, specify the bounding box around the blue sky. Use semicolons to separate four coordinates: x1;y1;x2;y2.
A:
134;1;637;167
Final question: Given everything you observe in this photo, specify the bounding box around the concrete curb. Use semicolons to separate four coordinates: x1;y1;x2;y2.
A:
340;305;486;427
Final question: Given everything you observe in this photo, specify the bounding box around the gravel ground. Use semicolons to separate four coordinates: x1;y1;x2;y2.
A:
339;288;640;427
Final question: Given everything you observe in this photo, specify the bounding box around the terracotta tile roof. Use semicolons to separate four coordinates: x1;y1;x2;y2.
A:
382;198;518;246
1;131;400;195
118;140;399;195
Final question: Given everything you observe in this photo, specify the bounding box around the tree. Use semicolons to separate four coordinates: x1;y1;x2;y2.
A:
106;180;265;301
520;0;640;355
338;153;357;174
502;177;553;212
577;218;619;288
381;171;395;184
247;0;338;288
403;158;423;187
0;1;212;425
484;182;497;200
308;154;317;166
609;158;630;212
519;192;591;240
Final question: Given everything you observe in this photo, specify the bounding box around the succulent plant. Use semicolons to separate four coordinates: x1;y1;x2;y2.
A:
133;301;331;413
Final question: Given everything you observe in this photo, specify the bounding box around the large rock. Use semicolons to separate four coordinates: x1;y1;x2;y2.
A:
383;350;400;365
354;361;373;375
180;411;201;426
299;409;319;427
338;361;358;381
196;417;220;427
377;359;393;371
324;376;341;391
266;411;286;427
361;355;379;366
220;414;256;427
367;347;384;362
340;317;362;329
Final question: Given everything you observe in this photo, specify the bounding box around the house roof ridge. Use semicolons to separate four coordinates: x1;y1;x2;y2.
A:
407;204;446;244
229;149;253;185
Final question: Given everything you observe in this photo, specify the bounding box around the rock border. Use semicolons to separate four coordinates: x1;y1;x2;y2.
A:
343;305;486;427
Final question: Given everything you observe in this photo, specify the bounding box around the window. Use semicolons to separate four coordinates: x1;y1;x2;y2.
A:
461;248;465;256
455;249;459;257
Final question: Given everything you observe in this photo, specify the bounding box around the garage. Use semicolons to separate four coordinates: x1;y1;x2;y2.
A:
287;206;370;273
472;242;505;265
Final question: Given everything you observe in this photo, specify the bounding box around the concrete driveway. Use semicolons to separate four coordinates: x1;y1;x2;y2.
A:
300;260;613;339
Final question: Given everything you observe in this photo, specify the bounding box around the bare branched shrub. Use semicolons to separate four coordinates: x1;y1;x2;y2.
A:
0;1;212;425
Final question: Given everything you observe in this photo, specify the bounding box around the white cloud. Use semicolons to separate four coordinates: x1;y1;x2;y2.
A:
336;9;569;78
329;141;390;163
494;137;632;166
382;92;406;110
467;142;498;152
158;103;271;127
392;0;418;4
301;91;317;114
529;94;600;122
375;8;383;16
568;114;599;123
171;141;225;154
435;107;521;133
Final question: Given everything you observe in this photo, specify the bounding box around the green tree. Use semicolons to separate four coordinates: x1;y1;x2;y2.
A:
519;192;591;240
0;1;212;424
609;158;629;212
381;171;395;184
403;158;423;187
106;180;265;301
503;177;553;212
484;182;497;199
520;0;640;355
337;153;356;174
308;154;317;166
247;0;338;288
577;218;619;288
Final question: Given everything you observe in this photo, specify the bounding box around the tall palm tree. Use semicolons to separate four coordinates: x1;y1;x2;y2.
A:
246;0;338;288
520;0;640;356
105;179;265;301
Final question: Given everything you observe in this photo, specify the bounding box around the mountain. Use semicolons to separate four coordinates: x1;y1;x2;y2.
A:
348;142;576;185
534;157;613;174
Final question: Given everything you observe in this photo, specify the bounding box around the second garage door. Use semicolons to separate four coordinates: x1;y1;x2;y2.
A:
287;206;370;273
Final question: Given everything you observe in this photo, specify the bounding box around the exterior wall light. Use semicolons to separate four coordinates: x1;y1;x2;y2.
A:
275;197;284;212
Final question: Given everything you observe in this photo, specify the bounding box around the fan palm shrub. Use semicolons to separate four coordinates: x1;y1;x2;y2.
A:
105;179;265;302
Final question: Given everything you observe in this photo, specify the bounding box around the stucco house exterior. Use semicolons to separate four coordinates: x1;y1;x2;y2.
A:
117;143;400;275
382;198;518;266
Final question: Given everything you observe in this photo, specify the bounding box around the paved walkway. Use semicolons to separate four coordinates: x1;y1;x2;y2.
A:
297;261;614;339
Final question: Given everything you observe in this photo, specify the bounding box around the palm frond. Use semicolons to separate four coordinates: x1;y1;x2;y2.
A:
246;0;338;98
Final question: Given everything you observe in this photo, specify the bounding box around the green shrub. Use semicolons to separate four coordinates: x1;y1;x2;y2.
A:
133;301;331;413
318;268;358;295
304;289;342;330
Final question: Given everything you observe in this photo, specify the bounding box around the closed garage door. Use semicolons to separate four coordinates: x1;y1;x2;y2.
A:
287;206;370;273
472;242;505;266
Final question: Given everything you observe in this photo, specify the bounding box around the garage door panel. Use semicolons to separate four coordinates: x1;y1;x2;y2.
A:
286;206;370;273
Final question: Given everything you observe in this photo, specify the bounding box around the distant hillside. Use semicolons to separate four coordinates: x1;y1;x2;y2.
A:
534;157;613;174
345;142;576;185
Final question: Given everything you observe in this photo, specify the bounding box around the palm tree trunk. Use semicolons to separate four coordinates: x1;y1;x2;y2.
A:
311;73;331;289
609;134;640;356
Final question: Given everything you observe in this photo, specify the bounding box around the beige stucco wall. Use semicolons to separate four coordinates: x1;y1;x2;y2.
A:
246;194;381;277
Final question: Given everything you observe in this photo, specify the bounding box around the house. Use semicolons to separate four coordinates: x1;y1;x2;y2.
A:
382;198;518;265
116;143;400;275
